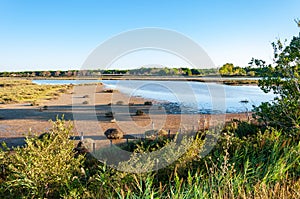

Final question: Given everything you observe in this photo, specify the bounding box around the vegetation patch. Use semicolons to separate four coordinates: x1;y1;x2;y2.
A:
0;78;72;104
135;109;144;116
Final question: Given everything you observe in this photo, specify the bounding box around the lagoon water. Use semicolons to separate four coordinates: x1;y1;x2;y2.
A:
33;79;276;113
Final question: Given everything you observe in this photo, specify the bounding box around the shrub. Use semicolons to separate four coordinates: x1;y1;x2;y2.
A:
0;117;85;198
136;109;144;116
104;128;123;139
82;100;89;104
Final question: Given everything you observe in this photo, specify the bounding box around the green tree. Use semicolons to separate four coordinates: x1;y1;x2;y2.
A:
180;67;192;76
219;63;234;75
232;66;246;76
252;28;300;131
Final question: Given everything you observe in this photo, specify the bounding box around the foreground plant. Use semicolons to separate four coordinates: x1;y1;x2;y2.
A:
0;117;85;198
0;118;300;198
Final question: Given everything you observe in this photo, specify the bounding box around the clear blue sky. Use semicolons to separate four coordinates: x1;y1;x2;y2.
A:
0;0;299;72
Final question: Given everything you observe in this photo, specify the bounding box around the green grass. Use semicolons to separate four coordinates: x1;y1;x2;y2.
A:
0;78;72;105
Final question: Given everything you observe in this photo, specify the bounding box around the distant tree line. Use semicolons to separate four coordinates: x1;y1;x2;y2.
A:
0;64;267;78
0;68;218;77
0;70;98;78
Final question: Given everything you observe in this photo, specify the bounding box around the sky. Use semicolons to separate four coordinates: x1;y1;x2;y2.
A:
0;0;300;72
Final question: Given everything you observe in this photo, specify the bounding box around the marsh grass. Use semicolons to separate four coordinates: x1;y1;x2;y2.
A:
0;78;72;104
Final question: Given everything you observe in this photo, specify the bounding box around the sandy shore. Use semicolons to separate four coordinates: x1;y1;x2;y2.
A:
0;84;250;148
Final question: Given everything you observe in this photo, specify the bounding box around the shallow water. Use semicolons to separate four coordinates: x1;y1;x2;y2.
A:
33;79;276;113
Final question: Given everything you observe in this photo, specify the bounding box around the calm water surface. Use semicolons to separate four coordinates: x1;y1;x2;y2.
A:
33;79;275;113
